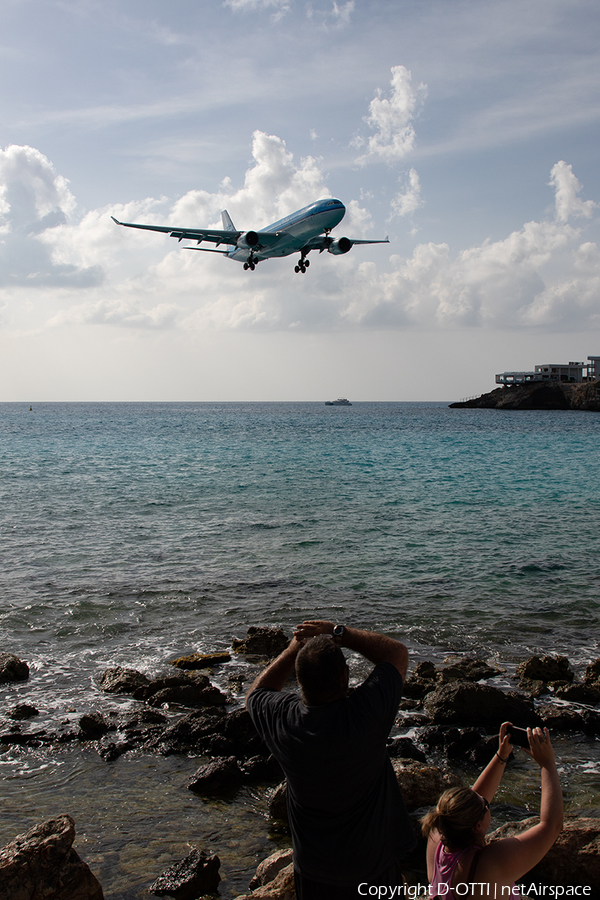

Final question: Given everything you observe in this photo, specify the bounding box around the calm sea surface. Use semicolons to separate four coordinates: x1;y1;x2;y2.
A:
1;402;599;896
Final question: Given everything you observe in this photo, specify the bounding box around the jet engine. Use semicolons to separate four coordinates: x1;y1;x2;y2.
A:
237;231;260;250
326;237;352;255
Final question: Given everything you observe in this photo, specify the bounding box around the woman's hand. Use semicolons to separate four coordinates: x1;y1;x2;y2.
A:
499;721;514;758
526;727;556;769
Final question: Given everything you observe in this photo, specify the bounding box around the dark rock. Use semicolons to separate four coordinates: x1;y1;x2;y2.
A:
402;677;435;700
490;815;600;887
149;848;220;899
412;661;437;680
0;653;29;683
449;380;600;412
443;727;486;760
171;651;231;669
239;854;295;900
537;703;587;732
187;756;242;793
268;782;289;823
438;656;503;683
517;678;549;698
221;707;266;755
96;666;150;695
386;737;427;762
391;760;463;811
516;654;574;685
0;814;103;899
424;682;535;728
584;659;600;689
553;683;600;705
78;712;113;738
149;710;226;754
134;673;228;709
6;703;39;720
232;626;289;658
240;754;283;782
249;849;294;889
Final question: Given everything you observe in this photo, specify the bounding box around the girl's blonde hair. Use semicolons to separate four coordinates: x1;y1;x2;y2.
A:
421;786;485;852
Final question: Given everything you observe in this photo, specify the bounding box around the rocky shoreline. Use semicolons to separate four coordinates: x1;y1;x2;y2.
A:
1;632;600;898
449;379;600;410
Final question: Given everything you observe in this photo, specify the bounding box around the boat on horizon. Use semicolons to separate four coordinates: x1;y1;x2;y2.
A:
325;398;352;406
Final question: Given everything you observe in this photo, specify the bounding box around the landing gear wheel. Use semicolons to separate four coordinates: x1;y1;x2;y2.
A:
304;259;310;268
294;265;300;273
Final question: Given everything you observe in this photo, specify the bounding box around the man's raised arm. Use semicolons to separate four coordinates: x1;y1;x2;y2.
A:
294;620;408;680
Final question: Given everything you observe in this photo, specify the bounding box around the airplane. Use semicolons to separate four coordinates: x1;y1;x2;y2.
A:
111;197;388;273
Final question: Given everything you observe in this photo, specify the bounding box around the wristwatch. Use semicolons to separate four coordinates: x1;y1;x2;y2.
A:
332;624;345;645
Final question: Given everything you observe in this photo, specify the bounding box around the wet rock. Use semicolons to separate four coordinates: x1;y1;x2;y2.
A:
268;782;289;823
0;653;29;683
584;658;600;688
96;666;150;695
537;703;587;732
221;707;267;757
553;683;600;705
403;661;438;700
424;682;535;728
232;626;289;658
149;847;220;899
386;737;427;762
438;656;503;683
171;651;231;669
149;710;226;755
187;756;242;793
516;654;574;686
0;814;103;900
392;760;463;811
78;712;113;738
134;673;228;708
249;849;294;889
6;702;39;720
517;678;549;698
240;754;283;782
236;857;295;900
490;815;600;886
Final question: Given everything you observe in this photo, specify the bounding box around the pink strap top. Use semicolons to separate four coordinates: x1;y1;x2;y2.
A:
430;841;520;899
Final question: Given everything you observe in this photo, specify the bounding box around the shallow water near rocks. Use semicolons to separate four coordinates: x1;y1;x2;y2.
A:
1;402;599;894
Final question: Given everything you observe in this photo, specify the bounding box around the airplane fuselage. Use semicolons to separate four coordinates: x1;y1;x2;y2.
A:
228;198;345;261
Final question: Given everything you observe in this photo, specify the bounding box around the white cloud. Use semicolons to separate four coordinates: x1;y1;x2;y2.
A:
2;143;599;338
549;160;596;223
357;66;427;164
391;168;423;218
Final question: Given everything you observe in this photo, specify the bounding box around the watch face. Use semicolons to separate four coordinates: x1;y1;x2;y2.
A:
333;625;344;637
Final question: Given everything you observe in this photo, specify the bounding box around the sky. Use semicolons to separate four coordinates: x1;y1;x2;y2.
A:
1;0;600;401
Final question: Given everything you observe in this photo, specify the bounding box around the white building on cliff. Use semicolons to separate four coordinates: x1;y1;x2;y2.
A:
496;355;599;386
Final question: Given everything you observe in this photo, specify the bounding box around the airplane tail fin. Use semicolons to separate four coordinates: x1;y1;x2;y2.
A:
221;210;236;232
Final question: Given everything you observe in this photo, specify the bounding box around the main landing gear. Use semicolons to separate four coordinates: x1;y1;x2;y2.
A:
244;254;258;271
294;255;310;274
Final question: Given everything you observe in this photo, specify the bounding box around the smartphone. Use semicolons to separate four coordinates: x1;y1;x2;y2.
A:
507;725;530;748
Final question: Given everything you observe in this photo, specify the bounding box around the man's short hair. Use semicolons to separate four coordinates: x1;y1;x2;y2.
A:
295;635;347;705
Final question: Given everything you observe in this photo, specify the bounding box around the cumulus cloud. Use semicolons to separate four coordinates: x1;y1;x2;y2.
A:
2;140;599;337
391;168;423;218
357;66;427;164
0;145;102;288
549;160;596;223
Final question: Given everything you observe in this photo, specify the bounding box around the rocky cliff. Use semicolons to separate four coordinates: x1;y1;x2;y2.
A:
449;379;600;411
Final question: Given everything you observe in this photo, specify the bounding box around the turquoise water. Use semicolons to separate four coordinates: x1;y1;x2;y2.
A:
0;402;599;896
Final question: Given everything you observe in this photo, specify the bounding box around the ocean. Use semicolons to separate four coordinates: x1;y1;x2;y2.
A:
1;401;599;896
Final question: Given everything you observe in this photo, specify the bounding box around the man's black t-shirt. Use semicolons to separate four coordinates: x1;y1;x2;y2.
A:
247;661;415;886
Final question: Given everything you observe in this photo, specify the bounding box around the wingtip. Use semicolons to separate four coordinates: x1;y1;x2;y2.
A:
111;215;121;225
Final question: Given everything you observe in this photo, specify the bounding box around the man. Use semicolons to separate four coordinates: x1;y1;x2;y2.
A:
245;620;416;899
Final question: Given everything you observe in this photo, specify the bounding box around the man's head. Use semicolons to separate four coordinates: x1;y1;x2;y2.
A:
295;635;349;706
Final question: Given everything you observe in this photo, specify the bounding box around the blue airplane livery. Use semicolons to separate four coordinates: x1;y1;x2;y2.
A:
112;198;388;273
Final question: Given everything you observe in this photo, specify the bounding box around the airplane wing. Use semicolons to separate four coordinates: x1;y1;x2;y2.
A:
111;216;240;246
111;216;284;251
